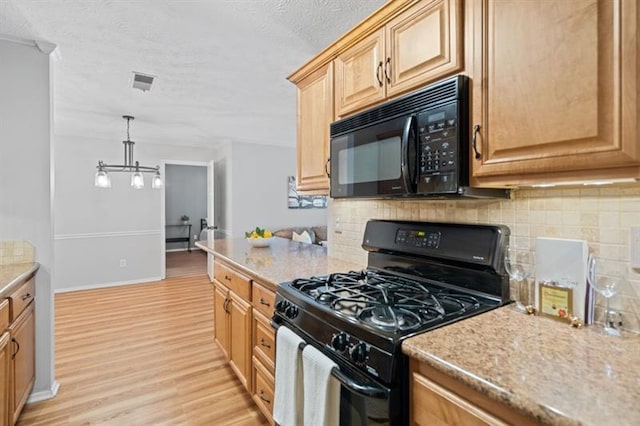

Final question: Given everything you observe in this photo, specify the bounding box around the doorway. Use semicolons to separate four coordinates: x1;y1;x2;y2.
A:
161;161;212;278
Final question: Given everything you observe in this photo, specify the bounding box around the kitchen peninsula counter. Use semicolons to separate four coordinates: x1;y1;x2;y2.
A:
0;262;39;297
403;306;640;425
195;236;364;292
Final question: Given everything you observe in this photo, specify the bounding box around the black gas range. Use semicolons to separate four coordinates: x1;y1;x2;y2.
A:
272;220;510;425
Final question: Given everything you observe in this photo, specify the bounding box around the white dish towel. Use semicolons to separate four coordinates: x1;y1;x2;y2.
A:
302;344;341;426
273;326;305;426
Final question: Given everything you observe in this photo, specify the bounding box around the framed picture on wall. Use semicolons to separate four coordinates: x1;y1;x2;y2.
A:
288;176;327;209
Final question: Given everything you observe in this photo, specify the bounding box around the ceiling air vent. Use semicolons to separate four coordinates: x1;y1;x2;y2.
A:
131;71;156;92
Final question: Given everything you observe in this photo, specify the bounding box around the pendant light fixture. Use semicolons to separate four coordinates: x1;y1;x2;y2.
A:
94;115;163;189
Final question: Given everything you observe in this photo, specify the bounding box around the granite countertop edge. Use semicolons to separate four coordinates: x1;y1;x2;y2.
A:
195;240;281;291
402;340;576;425
0;262;40;298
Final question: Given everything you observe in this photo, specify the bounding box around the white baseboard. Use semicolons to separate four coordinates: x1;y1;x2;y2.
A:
28;380;60;403
54;276;163;294
165;247;202;253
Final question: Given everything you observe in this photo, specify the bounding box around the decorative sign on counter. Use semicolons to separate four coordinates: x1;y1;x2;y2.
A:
538;281;574;323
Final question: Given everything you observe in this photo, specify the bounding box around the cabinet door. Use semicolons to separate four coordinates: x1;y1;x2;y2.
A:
229;292;252;391
470;0;639;186
9;303;34;425
386;0;463;98
252;356;275;425
213;282;229;359
334;28;386;117
0;332;10;426
411;371;507;426
296;62;333;194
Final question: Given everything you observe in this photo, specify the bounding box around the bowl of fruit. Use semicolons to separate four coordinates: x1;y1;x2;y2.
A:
245;227;274;248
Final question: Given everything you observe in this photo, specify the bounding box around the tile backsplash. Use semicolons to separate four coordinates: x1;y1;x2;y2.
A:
328;184;640;333
0;240;35;265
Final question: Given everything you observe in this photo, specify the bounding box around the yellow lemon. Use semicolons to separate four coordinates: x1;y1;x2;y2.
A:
264;230;272;238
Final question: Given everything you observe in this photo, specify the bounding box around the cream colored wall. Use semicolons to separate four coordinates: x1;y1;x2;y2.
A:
328;184;640;332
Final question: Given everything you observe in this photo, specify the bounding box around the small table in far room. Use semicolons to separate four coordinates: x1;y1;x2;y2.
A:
166;223;192;252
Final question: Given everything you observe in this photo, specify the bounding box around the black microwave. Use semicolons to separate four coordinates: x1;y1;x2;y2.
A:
329;75;508;199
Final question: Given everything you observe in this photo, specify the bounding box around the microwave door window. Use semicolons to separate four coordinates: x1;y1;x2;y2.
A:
337;136;402;186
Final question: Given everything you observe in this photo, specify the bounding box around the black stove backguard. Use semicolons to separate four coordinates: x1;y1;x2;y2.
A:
362;219;511;304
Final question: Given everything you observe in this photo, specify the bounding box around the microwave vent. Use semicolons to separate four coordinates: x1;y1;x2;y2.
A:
331;76;463;136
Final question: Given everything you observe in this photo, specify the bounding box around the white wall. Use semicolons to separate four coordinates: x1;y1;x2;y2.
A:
0;39;57;398
54;136;218;291
228;142;327;237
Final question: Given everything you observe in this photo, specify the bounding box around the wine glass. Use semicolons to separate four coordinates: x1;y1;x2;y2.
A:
587;255;623;336
504;245;535;313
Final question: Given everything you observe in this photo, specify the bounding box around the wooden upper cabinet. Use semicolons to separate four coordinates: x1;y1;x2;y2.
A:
296;62;333;194
334;28;386;116
385;0;462;98
335;0;463;118
469;0;640;186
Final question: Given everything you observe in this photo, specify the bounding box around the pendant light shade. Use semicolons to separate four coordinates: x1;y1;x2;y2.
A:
94;166;111;188
152;170;163;189
131;163;144;189
94;115;162;189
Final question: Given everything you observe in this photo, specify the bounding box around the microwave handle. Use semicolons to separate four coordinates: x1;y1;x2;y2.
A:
325;157;331;178
401;115;417;192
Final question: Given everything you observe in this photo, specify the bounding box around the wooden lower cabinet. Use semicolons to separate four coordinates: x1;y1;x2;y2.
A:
251;282;276;424
0;331;10;426
8;303;35;425
213;282;230;359
228;292;252;391
213;278;252;392
410;359;536;426
252;356;275;425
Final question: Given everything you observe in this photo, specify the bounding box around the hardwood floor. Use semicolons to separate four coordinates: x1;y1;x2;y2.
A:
166;250;207;278
18;272;268;425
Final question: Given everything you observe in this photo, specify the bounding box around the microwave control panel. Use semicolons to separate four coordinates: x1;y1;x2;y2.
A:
416;102;459;193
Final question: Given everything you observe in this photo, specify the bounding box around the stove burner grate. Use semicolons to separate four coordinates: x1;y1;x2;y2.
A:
290;269;484;333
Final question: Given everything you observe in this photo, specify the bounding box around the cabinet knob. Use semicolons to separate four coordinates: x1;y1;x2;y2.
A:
21;293;32;301
259;390;271;404
259;338;271;349
472;124;482;159
11;338;20;359
259;298;271;307
384;57;391;84
376;61;383;87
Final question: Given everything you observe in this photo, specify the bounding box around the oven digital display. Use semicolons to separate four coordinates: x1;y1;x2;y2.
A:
395;229;440;248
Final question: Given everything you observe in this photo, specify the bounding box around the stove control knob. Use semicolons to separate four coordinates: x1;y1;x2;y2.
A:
285;305;298;319
331;333;348;352
349;342;368;364
275;300;287;313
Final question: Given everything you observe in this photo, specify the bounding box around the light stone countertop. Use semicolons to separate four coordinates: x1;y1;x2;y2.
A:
0;262;39;298
195;237;365;291
402;305;640;425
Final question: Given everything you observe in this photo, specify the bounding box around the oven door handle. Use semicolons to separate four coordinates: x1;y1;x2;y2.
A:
330;367;389;399
271;318;389;399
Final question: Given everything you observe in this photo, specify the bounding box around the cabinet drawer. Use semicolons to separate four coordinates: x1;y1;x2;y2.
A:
214;261;251;301
252;356;275;425
0;299;9;331
9;277;35;321
252;282;275;318
253;311;275;372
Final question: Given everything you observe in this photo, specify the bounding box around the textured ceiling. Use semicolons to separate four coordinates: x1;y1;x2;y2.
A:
0;0;386;149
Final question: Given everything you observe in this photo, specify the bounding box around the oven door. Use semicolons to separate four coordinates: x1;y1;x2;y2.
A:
330;114;417;199
273;318;401;425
